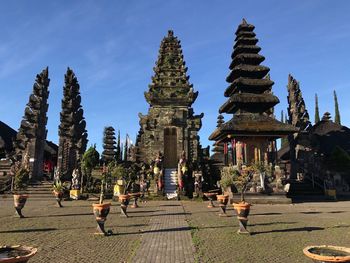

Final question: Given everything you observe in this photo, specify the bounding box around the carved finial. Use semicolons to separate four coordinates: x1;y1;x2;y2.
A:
217;114;224;127
242;18;248;25
168;30;174;37
322;112;331;121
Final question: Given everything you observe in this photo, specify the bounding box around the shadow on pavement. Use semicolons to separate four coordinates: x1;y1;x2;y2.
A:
118;226;193;235
0;228;57;233
251;212;282;216
251;226;324;235
249;221;296;227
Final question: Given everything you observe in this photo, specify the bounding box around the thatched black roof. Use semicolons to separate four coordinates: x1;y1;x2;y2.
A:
0;120;58;156
310;119;350;155
209;113;298;141
0;121;16;153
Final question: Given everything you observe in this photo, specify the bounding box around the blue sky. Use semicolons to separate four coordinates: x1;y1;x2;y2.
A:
1;0;350;153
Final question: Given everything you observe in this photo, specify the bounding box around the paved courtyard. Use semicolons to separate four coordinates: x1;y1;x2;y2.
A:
0;196;349;262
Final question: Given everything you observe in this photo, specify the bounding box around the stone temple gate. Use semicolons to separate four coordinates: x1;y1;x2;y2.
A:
135;30;203;168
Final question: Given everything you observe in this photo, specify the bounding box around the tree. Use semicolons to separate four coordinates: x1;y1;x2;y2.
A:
334;90;341;125
315;93;320;123
123;134;129;161
116;130;121;162
82;145;100;190
280;111;288;148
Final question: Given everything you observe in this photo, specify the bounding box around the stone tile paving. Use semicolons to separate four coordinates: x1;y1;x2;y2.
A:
0;197;155;263
132;200;195;263
182;200;350;263
1;196;350;263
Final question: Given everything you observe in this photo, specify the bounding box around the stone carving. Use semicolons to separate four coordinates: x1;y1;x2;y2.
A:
287;74;312;131
136;30;204;165
57;68;88;179
14;68;50;179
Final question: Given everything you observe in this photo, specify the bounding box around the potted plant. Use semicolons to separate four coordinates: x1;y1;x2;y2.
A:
13;167;29;218
111;164;127;198
231;165;254;234
52;179;64;207
217;165;238;216
303;245;350;262
81;145;100;193
119;165;139;217
203;189;219;208
0;245;38;263
92;165;111;236
128;181;141;209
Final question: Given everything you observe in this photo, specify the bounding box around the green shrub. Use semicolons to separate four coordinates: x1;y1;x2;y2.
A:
14;168;29;192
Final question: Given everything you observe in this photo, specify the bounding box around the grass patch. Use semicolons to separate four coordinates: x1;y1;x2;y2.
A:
127;238;141;262
187;219;203;263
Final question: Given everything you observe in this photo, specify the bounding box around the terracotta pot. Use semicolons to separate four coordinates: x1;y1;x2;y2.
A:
53;191;63;207
0;245;37;263
128;192;141;208
217;194;229;216
13;195;28;218
303;245;350;262
118;194;130;217
233;202;251;234
203;192;217;208
92;203;111;235
233;202;251;218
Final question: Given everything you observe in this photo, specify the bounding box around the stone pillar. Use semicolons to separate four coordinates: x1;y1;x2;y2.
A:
236;141;243;167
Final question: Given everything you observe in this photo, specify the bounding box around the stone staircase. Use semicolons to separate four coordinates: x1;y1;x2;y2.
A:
26;181;54;200
164;168;178;200
0;180;54;200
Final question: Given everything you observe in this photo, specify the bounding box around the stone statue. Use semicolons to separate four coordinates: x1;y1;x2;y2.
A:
71;167;80;190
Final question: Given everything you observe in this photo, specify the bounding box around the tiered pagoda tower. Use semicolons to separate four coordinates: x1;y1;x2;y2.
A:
209;19;297;166
137;30;203;167
101;126;117;164
210;115;225;165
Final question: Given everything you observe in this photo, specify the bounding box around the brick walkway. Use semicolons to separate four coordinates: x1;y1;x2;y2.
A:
133;201;195;263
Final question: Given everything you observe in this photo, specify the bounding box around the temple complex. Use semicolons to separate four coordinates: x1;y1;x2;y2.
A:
136;30;203;168
209;19;297;167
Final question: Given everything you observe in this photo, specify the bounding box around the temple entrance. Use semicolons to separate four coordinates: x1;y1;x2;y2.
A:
164;127;177;168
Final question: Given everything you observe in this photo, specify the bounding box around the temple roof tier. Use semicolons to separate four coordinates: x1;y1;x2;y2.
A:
209;113;298;141
144;90;198;107
235;31;256;41
235;19;255;34
229;53;265;69
234;37;259;49
224;77;274;97
226;64;270;82
231;45;261;59
219;93;279;114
